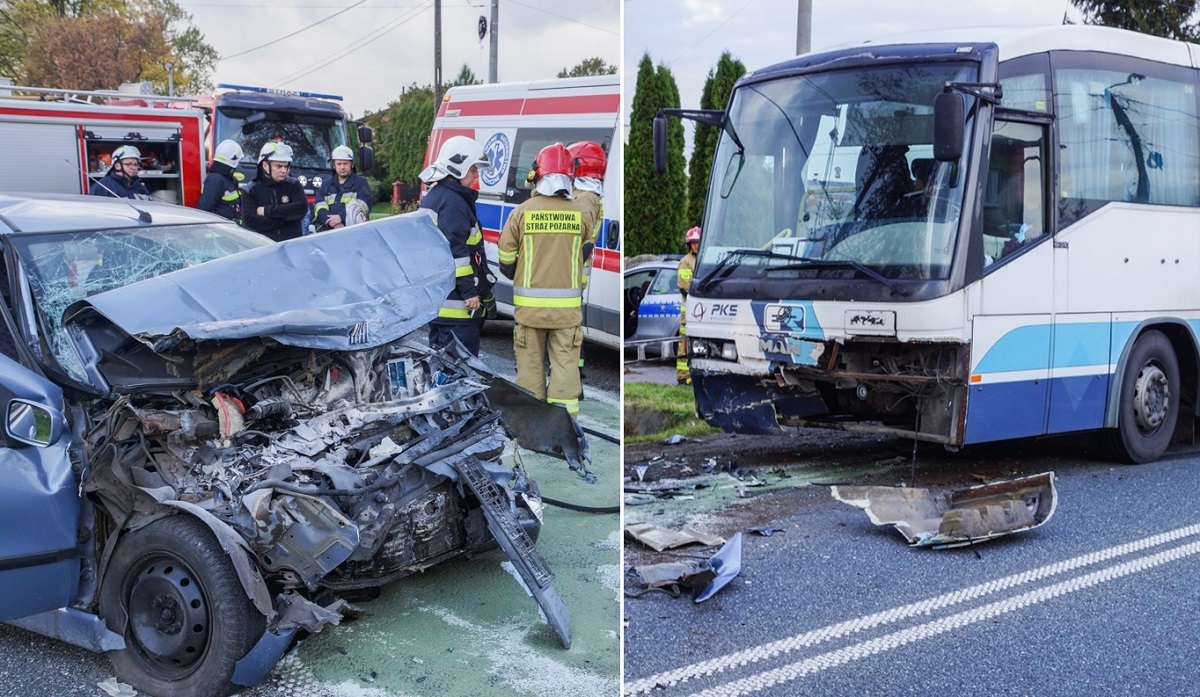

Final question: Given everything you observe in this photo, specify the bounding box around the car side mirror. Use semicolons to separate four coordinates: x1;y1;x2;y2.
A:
358;145;374;172
6;399;61;447
358;124;374;144
653;117;667;173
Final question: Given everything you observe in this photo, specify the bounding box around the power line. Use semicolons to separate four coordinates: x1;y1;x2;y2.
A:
222;0;369;60
506;0;618;36
667;0;759;65
273;3;432;87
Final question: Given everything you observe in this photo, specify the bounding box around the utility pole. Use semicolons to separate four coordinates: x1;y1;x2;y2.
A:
434;0;443;113
167;61;175;97
796;0;812;55
488;0;499;83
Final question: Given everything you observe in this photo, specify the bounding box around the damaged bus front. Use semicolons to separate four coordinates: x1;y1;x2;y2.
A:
663;26;1200;464
0;196;580;697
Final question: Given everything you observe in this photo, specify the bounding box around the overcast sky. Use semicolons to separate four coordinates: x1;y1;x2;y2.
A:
182;0;619;118
623;0;1085;144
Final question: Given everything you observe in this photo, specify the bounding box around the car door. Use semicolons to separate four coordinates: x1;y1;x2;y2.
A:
0;350;80;621
639;266;681;341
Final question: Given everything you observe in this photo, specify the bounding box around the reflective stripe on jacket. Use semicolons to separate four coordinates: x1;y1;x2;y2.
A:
420;177;489;323
498;192;597;329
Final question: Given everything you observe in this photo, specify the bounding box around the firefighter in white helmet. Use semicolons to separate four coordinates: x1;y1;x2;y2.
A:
676;226;701;384
418;136;493;355
90;144;151;200
243;140;307;241
498;143;596;417
315;145;373;231
197;140;245;222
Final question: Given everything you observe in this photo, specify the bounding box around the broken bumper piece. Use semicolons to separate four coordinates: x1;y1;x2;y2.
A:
831;472;1057;549
628;533;743;603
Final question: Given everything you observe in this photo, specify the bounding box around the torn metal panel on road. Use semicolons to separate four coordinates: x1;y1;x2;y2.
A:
626;533;743;603
624;522;726;552
831;472;1057;548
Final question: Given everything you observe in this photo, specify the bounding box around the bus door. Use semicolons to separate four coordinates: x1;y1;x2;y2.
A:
967;118;1054;442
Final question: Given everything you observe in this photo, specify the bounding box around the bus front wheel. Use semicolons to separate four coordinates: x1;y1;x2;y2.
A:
1104;330;1179;464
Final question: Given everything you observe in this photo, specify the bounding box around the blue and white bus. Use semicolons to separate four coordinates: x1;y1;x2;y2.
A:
658;25;1200;463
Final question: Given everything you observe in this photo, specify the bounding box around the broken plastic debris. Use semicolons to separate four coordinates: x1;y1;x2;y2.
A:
695;533;742;602
97;677;138;697
831;471;1057;549
664;434;687;445
627;533;743;603
750;526;784;537
625;522;726;552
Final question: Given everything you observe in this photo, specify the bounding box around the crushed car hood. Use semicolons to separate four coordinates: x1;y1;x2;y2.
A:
64;211;453;354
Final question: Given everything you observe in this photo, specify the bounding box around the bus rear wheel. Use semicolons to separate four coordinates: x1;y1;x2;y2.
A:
1104;330;1179;464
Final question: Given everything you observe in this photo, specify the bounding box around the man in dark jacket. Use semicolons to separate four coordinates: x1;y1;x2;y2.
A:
315;145;373;231
418;135;492;355
90;144;151;200
242;141;307;242
197;140;244;222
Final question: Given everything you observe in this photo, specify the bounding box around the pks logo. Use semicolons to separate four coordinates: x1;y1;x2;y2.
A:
764;303;806;333
481;132;510;187
690;301;706;322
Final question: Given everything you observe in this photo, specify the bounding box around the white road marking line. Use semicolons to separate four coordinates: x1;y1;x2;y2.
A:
624;523;1200;695
688;537;1200;697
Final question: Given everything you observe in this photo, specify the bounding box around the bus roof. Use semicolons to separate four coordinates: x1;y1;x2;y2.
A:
753;24;1197;82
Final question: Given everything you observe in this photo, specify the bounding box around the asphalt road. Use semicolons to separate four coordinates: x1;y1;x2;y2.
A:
0;324;621;697
623;432;1200;697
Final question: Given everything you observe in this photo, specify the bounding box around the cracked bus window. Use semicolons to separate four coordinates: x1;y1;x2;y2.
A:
12;223;268;379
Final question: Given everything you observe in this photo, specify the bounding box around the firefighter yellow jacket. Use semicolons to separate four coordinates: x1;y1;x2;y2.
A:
572;188;602;289
678;251;697;296
498;192;597;329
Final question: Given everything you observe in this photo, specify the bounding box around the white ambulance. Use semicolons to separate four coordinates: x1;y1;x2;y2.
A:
425;75;621;349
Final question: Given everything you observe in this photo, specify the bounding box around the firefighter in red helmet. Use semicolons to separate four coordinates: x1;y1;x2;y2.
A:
566;140;607;393
677;226;701;384
498;143;597;418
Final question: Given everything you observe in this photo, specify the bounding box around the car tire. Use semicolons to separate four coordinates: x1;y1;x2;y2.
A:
100;515;265;697
1103;330;1179;464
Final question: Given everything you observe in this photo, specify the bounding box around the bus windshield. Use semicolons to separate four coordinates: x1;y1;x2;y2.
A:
701;62;977;284
215;107;347;171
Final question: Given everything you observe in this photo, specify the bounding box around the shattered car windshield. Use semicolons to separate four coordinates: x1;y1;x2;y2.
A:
700;62;975;283
12;223;270;378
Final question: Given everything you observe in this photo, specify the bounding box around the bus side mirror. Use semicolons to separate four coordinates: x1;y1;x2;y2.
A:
358;124;374;144
653;116;667;173
358;145;374;172
933;92;964;161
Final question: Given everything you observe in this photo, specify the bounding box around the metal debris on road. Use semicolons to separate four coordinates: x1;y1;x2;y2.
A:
831;472;1057;549
626;533;743;603
625;522;726;551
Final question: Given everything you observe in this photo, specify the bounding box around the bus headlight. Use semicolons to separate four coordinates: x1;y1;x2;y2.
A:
692;339;738;361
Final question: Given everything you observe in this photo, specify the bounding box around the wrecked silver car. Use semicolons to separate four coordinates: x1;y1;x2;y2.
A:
0;194;578;697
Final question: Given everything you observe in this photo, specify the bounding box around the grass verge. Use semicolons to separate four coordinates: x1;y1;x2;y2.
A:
623;382;719;444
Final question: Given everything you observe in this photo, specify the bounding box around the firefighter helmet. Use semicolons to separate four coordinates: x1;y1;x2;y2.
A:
532;143;574;179
434;136;489;180
111;145;142;163
685;226;702;244
567;140;606;180
213;140;244;168
259;141;294;163
330;145;355;162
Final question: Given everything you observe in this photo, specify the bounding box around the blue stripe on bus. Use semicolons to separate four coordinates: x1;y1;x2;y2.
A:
974;324;1052;373
965;373;1109;443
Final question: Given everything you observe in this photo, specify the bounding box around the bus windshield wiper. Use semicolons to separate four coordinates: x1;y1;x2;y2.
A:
695;248;808;293
768;257;912;297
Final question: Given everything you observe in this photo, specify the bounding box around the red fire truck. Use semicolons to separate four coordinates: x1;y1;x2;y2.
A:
0;84;372;213
0;88;206;206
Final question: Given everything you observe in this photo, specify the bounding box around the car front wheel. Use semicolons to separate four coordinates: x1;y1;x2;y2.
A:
100;515;265;697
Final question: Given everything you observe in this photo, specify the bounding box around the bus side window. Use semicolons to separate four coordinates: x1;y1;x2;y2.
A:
984;120;1047;267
